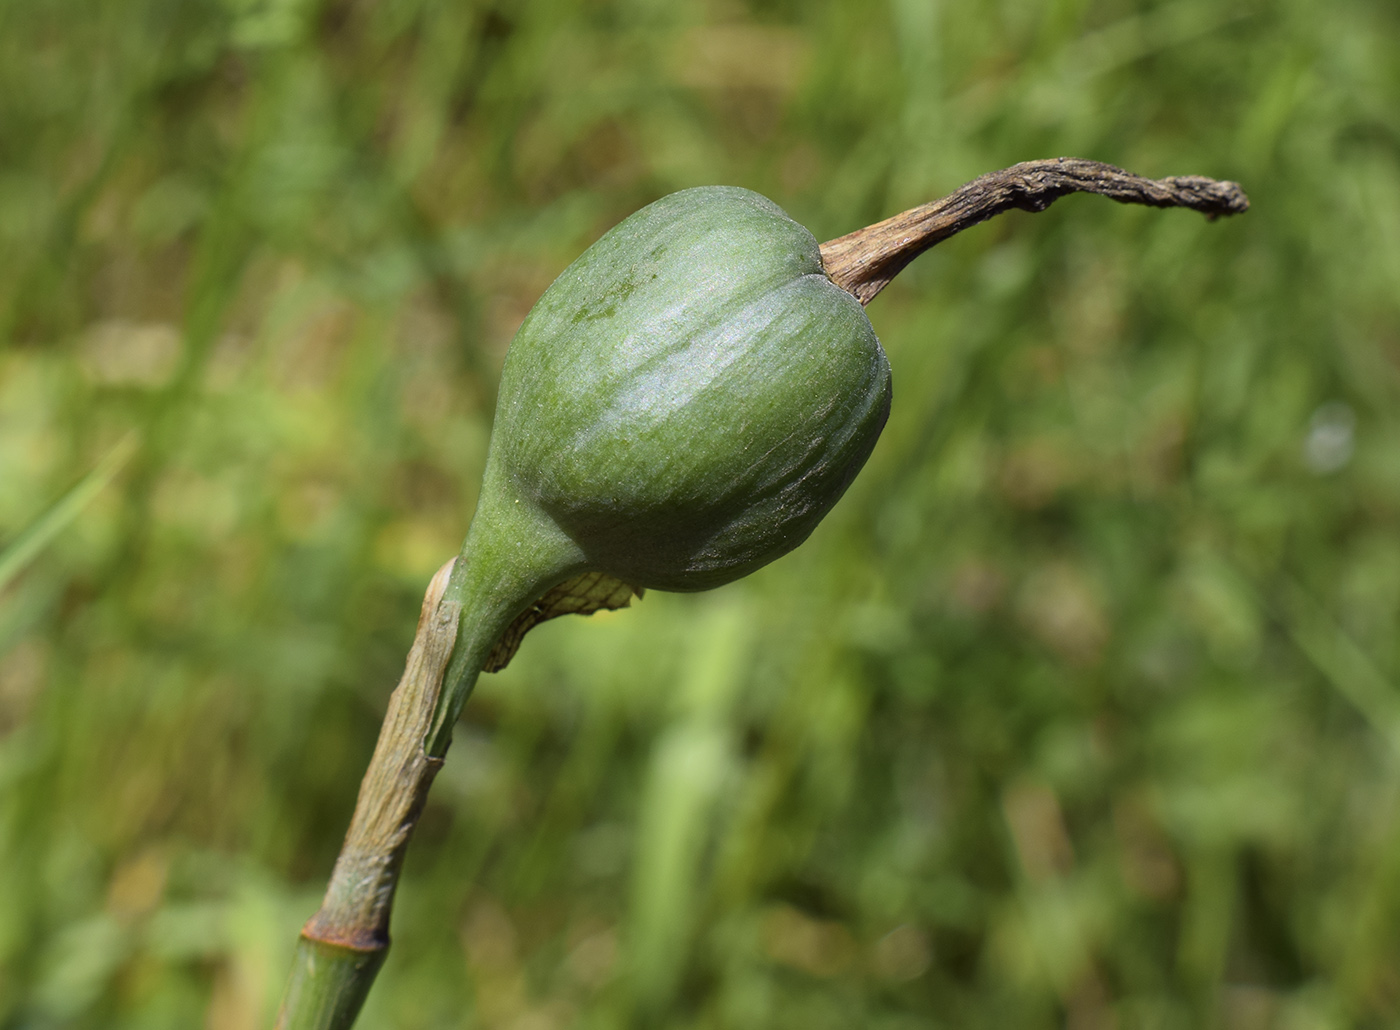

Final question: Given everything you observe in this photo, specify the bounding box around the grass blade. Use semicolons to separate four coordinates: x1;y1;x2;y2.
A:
0;433;138;593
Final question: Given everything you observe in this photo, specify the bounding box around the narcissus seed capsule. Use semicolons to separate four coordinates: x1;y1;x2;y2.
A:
487;185;892;592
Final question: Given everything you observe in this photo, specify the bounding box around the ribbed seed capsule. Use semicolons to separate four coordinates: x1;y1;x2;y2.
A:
486;185;892;592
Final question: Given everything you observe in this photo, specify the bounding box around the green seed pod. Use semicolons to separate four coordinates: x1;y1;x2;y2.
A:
484;185;892;592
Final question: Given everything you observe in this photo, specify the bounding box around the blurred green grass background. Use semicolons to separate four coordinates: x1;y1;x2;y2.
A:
2;0;1399;1027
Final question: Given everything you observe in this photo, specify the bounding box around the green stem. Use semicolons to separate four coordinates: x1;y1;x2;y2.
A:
425;490;587;756
275;493;583;1030
276;939;386;1030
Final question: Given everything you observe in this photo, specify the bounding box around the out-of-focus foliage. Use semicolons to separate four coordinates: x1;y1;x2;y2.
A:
1;0;1398;1026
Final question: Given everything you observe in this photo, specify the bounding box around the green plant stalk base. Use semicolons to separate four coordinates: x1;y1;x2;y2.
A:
276;936;387;1030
